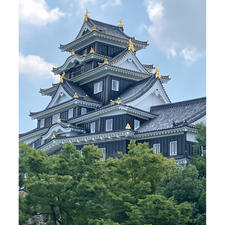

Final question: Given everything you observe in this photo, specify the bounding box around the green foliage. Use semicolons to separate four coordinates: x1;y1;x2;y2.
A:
194;123;206;153
19;140;205;225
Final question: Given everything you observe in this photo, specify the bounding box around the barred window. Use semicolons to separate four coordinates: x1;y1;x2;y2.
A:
153;143;160;154
170;141;177;156
68;108;73;119
112;80;119;91
106;119;113;131
90;122;96;133
94;81;103;94
60;111;68;120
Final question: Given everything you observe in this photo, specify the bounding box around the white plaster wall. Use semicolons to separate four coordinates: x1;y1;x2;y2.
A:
128;80;170;112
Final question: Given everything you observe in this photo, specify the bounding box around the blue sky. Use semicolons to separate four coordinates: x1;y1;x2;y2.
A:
19;0;206;133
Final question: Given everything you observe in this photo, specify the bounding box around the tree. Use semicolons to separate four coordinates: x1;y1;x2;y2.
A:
194;123;206;154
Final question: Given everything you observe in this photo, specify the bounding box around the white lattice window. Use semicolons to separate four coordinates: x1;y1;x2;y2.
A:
153;143;160;154
112;80;119;91
170;141;177;156
68;108;73;119
40;119;44;128
90;122;96;133
81;107;87;115
94;81;103;94
106;119;113;131
134;119;140;130
53;113;60;124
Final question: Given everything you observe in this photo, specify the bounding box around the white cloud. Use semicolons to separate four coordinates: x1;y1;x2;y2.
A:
181;48;200;64
101;0;122;9
19;53;59;83
19;0;64;26
146;1;163;21
144;0;205;63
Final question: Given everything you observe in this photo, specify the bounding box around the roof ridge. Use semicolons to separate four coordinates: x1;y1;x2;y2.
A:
151;97;206;110
88;18;123;30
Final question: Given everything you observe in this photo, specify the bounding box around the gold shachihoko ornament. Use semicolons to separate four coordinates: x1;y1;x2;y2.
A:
84;9;90;22
155;66;161;79
128;39;135;52
118;20;123;28
60;72;66;83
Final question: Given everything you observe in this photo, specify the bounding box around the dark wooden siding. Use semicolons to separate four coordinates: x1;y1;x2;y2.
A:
137;134;186;157
81;75;135;105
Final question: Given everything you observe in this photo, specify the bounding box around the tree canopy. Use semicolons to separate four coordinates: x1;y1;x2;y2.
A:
19;139;206;225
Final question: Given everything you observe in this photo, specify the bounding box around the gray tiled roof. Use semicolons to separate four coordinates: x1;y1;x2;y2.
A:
119;76;157;103
60;80;99;103
87;18;131;39
137;97;206;133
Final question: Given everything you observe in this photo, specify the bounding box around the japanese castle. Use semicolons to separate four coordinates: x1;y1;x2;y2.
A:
19;11;206;164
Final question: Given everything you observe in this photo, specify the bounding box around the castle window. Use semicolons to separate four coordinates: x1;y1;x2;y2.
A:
60;111;68;120
170;141;177;156
40;119;44;128
45;117;52;127
81;107;87;115
90;122;96;133
153;143;160;154
106;119;113;131
134;119;140;130
68;108;73;119
112;80;119;91
53;113;60;124
94;81;103;94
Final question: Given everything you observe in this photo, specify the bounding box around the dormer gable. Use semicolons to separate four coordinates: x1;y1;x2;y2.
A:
76;23;92;40
47;85;72;109
111;51;149;73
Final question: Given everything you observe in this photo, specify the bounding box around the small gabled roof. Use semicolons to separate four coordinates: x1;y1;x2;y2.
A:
137;97;206;133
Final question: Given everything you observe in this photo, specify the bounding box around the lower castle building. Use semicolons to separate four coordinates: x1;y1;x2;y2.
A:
19;12;206;165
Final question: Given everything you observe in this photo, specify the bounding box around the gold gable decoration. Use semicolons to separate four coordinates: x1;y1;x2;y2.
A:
92;25;97;31
125;123;131;130
103;59;109;65
90;48;95;54
60;72;66;83
57;117;61;123
110;100;114;106
52;133;56;139
116;97;121;104
74;92;79;99
84;9;90;22
128;39;135;52
71;49;75;56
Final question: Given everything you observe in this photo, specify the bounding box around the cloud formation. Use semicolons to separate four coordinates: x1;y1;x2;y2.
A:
19;0;64;26
144;0;205;63
19;53;59;83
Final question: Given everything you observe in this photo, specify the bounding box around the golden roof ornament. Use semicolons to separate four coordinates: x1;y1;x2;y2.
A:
90;47;95;54
125;123;131;130
103;59;109;65
52;133;56;139
116;97;121;104
74;92;79;99
155;66;161;79
102;28;107;33
119;20;124;28
71;49;75;56
60;72;66;83
128;39;135;52
84;9;90;22
57;117;61;123
92;25;97;31
110;100;114;106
